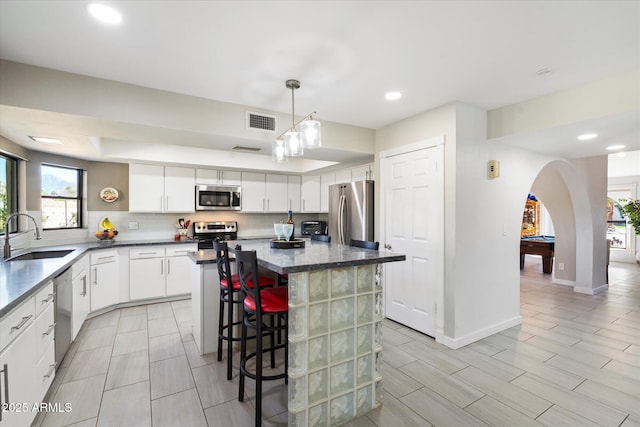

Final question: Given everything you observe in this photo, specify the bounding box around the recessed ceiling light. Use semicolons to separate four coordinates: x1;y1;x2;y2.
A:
616;152;627;158
87;3;122;24
384;91;402;101
29;136;62;144
577;133;598;141
606;144;626;150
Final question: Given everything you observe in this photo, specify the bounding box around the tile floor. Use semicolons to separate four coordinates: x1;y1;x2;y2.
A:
34;258;640;426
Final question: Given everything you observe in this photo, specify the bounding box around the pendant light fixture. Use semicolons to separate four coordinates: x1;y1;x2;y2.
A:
273;79;321;162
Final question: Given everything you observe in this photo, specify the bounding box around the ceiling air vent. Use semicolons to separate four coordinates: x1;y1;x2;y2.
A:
246;111;276;132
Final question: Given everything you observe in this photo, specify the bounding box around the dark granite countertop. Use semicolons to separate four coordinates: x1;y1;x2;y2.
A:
0;239;197;318
189;239;405;274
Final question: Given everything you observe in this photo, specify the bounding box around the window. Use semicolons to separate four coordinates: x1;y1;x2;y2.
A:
41;164;83;229
607;185;635;250
0;154;19;234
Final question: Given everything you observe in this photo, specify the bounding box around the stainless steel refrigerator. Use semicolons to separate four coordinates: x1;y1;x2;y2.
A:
328;181;375;245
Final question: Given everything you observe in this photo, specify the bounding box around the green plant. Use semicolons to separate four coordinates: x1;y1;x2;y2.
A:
620;199;640;235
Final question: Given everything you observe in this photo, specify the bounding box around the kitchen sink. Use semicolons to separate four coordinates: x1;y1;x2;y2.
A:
7;249;74;261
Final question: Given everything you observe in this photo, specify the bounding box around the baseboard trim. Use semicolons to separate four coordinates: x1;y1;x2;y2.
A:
439;315;522;349
574;284;609;295
553;278;575;287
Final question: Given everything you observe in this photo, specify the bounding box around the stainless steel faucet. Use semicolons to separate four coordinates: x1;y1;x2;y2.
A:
4;212;42;259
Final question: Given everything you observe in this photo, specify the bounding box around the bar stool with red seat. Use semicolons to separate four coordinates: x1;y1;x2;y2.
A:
213;240;276;380
236;249;288;427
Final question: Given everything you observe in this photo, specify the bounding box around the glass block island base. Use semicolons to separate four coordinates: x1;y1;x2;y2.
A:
287;264;383;425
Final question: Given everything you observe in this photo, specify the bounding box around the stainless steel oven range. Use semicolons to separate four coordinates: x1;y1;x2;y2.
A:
193;221;238;249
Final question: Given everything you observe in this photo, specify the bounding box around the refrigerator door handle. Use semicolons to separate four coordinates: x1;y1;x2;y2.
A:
339;194;347;245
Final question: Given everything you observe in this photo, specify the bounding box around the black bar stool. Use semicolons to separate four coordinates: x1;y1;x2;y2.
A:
350;238;379;250
311;234;331;242
236;249;288;427
213;240;276;380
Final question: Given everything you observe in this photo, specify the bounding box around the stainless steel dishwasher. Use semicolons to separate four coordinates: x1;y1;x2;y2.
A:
53;267;72;368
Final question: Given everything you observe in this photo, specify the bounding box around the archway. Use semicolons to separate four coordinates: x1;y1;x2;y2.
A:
524;159;607;294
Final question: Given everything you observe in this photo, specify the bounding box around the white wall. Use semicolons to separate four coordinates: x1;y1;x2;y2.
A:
376;99;611;348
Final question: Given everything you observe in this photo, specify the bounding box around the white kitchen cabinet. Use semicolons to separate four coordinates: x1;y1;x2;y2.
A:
166;245;196;296
287;175;301;212
71;255;90;340
90;250;120;312
164;166;196;212
0;296;37;427
265;174;288;212
301;175;321;212
320;173;335;213
351;163;374;181
241;172;291;212
129;247;166;300
33;283;55;400
241;172;266;212
129;163;195;213
0;322;37;427
129;245;196;299
335;168;352;184
196;168;241;186
129;163;164;212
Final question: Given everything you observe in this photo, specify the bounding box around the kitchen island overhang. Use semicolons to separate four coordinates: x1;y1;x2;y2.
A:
189;239;405;426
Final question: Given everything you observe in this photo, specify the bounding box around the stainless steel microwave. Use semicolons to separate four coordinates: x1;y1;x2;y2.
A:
195;185;241;211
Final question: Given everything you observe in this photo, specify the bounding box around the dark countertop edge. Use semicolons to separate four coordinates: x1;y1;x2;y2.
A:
1;239;197;318
187;249;406;274
257;254;406;274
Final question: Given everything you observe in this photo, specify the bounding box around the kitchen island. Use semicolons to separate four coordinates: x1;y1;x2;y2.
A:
188;238;405;426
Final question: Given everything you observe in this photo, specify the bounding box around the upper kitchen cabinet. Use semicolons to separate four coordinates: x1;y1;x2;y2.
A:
286;175;301;212
320;172;336;213
334;168;352;184
241;172;297;213
351;163;374;181
129;164;195;213
196;168;241;186
301;176;321;212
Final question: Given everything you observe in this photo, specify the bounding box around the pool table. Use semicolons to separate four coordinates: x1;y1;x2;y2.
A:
520;235;555;274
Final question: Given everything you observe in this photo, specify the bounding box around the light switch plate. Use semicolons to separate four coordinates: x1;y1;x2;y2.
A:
128;221;139;230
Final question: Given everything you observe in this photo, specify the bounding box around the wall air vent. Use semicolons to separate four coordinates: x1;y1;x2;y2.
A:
246;111;276;132
232;145;262;152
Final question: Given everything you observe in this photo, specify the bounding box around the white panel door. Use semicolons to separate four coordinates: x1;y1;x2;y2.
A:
301;175;321;212
129;163;164;212
265;174;288;212
383;145;443;336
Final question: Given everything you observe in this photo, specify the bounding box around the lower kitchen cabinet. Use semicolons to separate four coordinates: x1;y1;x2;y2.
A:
166;246;196;296
71;255;90;340
130;247;166;300
0;322;37;427
0;288;49;427
90;250;120;312
129;245;196;300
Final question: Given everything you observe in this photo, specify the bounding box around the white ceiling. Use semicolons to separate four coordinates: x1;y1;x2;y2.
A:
0;0;639;166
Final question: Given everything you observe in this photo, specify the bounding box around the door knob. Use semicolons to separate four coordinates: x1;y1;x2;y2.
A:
384;244;392;250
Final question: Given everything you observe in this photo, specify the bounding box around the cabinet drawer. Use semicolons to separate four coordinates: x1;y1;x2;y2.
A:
130;247;165;259
0;296;35;353
36;341;56;399
90;250;118;265
166;245;196;257
35;302;55;362
34;281;55;317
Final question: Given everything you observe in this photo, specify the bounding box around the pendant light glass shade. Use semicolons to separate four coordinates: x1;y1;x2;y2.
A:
272;138;287;162
300;119;321;149
284;131;303;157
273;79;319;162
